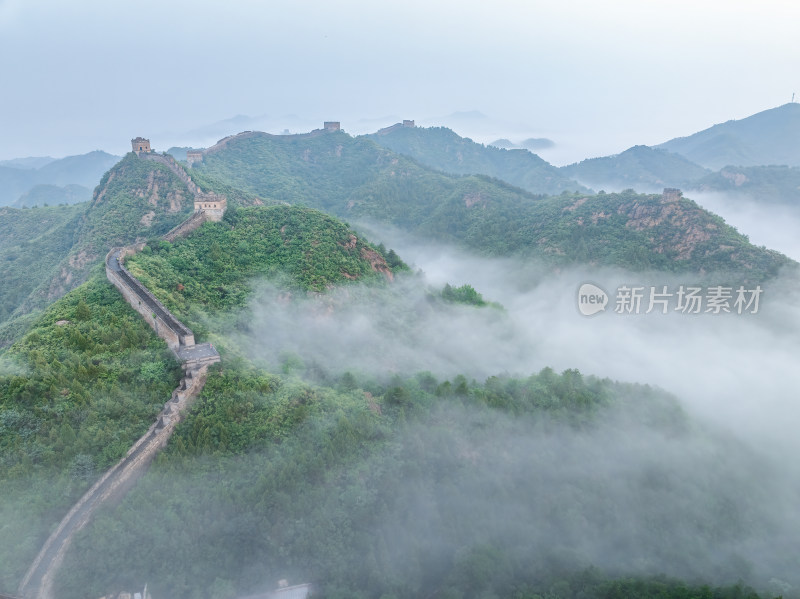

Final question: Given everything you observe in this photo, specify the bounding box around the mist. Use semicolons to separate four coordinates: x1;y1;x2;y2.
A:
691;190;800;262
233;224;800;453
146;218;794;593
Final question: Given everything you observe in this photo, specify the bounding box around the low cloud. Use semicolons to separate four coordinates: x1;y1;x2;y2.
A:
215;219;800;592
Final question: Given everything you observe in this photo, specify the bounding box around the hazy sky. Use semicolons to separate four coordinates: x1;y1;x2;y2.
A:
1;0;798;163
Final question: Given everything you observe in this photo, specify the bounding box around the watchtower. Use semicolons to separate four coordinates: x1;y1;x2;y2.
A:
323;121;341;132
131;137;152;154
186;150;203;166
662;188;682;202
403;119;415;127
194;195;227;222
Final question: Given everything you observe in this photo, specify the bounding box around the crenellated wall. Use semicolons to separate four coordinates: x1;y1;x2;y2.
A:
140;152;226;220
18;365;211;599
106;248;194;354
19;158;227;599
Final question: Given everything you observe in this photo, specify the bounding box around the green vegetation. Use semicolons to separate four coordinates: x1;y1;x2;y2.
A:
366;125;587;195
692;164;800;205
191;131;793;278
0;150;119;206
3;126;798;598
0;203;84;326
76;153;193;253
54;363;788;599
0;152;197;344
560;145;710;192
0;272;181;587
125;205;407;317
441;283;493;307
13;183;92;207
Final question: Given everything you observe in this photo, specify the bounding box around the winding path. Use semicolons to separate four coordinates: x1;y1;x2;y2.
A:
17;156;223;599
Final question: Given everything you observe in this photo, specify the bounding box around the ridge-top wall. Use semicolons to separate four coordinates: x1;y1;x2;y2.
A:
106;247;194;353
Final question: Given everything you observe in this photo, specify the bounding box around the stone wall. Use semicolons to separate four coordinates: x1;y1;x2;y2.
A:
140;152;226;221
106;248;194;354
18;364;212;599
163;210;208;242
20;152;226;599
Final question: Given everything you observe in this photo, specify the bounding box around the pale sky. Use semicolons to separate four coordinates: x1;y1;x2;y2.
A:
1;0;798;164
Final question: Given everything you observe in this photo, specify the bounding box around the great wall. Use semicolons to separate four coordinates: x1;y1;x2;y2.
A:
16;144;223;599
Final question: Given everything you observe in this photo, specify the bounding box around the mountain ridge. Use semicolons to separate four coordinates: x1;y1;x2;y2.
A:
656;103;800;169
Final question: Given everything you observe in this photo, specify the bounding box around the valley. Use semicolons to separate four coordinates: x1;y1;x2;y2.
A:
1;106;800;599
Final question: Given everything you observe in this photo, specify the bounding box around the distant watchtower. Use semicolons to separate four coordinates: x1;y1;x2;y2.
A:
403;119;415;128
323;121;340;132
131;137;152;155
186;150;203;166
662;188;682;202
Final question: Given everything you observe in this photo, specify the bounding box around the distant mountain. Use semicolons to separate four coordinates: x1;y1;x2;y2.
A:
561;145;710;193
521;137;555;151
365;125;586;195
657;103;800;169
13;183;92;207
691;165;800;205
0;166;34;206
166;147;195;161
191;130;791;278
0;156;55;169
488;138;516;149
0;150;119;206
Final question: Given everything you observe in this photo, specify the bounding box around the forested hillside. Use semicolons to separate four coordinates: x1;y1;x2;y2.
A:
0;274;182;588
0;153;197;345
560;145;710;192
366;125;587;195
1;174;794;599
25;207;789;599
692;165;800;205
190;131;793;279
0;204;84;327
0;150;119;206
125;205;407;315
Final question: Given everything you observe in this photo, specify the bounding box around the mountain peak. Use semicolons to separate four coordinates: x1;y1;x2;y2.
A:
657;103;800;169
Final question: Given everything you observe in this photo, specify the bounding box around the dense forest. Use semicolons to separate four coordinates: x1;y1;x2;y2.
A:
365;125;587;195
189;131;793;279
55;360;794;599
0;273;181;587
0;128;797;599
0;153;197;346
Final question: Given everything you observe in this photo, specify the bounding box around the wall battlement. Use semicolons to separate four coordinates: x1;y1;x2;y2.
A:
139;152;227;221
20;150;227;599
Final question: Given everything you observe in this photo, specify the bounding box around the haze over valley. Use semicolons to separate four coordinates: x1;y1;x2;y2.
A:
2;2;800;598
